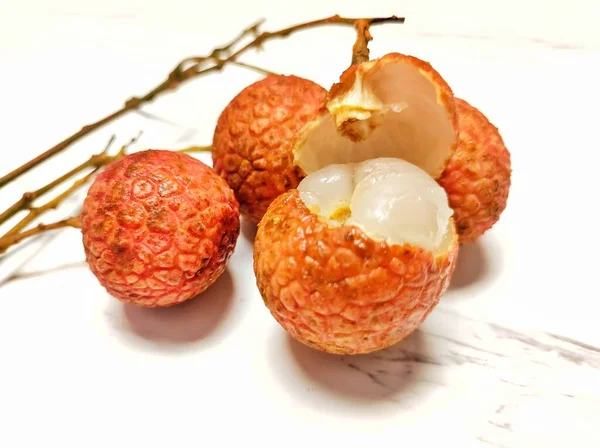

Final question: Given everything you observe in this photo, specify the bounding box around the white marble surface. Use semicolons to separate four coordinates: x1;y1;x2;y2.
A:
0;1;599;447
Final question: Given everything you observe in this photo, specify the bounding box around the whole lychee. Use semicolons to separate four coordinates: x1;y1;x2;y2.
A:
438;98;511;242
253;158;459;355
81;150;240;307
212;74;326;223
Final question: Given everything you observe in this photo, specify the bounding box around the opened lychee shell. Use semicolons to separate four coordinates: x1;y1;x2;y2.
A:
289;52;511;242
253;159;459;355
81;150;240;307
212;74;326;223
438;98;511;242
293;52;459;180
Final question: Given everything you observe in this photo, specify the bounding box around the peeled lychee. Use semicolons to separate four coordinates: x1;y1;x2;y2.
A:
253;158;458;355
81;150;240;307
292;53;510;242
438;98;511;242
212;74;326;223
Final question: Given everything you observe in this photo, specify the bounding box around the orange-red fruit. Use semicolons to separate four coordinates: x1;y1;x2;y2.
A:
81;150;240;307
253;190;459;355
438;98;511;242
212;74;326;223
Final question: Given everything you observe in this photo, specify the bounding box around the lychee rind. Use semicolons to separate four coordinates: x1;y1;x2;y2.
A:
81;150;240;307
253;190;459;355
212;74;326;223
293;52;459;181
329;53;459;152
438;98;511;243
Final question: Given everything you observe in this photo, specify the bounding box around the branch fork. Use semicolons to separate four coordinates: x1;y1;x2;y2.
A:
0;14;405;256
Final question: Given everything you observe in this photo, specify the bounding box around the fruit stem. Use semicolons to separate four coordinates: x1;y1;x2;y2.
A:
0;216;81;255
231;61;278;76
0;134;141;253
178;145;213;154
0;15;404;190
0;136;217;256
0;136;116;228
352;19;373;65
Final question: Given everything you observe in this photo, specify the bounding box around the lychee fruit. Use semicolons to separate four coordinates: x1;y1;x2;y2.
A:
438;98;511;242
292;53;509;242
212;74;326;223
81;149;240;307
253;158;459;355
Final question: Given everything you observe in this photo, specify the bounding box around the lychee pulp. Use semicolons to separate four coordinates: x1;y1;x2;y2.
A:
298;158;453;252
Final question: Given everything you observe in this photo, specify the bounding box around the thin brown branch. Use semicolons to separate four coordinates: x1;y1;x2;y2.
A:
0;138;208;254
0;15;404;189
352;19;373;65
178;145;213;154
226;15;403;61
230;61;278;76
0;217;81;255
0;135;116;227
0;15;406;254
1;133;141;238
3;169;98;238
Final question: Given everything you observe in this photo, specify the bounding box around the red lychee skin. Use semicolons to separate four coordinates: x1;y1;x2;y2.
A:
81;150;240;307
212;74;326;224
253;190;459;355
438;98;511;243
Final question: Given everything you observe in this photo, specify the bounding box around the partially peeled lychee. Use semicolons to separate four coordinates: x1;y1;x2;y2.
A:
81;150;240;307
252;53;512;353
293;52;510;242
254;157;458;355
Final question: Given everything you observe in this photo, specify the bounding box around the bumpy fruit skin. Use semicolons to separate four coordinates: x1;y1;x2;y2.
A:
438;98;511;243
253;190;459;355
212;74;326;223
81;150;240;307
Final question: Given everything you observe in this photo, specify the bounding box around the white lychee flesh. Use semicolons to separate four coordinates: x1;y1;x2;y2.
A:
298;158;453;253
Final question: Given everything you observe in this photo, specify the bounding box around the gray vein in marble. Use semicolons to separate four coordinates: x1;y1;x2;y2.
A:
332;308;600;446
371;350;443;366
477;436;509;447
499;379;526;388
346;362;388;389
489;323;600;368
547;333;600;353
488;420;512;431
425;332;508;358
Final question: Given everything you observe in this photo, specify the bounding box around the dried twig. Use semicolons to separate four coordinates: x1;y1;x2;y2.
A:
0;138;213;254
3;169;97;238
0;15;404;189
0;217;82;254
231;61;277;76
0;133;142;253
178;145;213;154
0;15;406;256
0;136;116;227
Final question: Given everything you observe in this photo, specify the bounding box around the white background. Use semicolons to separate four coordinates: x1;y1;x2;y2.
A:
0;1;599;447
